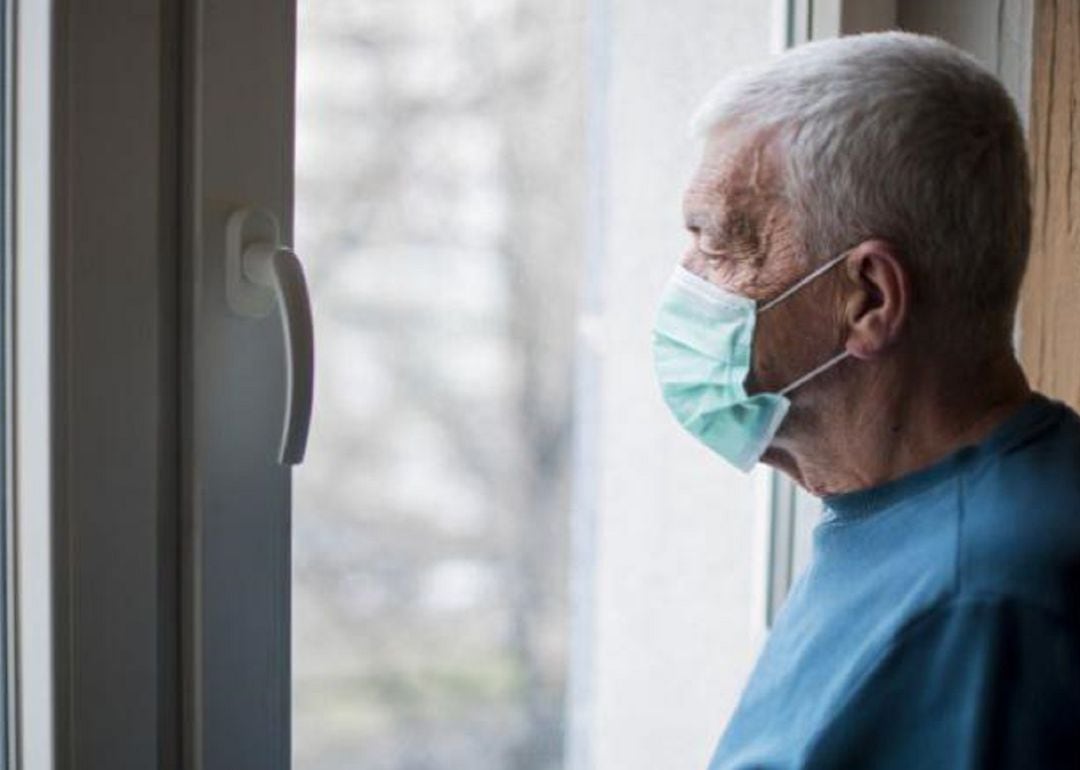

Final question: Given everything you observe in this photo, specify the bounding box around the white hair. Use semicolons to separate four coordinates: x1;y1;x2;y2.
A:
692;32;1030;353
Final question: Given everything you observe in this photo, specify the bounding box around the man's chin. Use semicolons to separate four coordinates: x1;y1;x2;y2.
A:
760;445;796;477
759;446;778;466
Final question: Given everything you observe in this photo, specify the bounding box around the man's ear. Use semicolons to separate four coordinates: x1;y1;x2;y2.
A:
843;239;909;360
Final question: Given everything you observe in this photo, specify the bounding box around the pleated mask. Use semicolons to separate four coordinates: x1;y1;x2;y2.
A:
652;251;851;471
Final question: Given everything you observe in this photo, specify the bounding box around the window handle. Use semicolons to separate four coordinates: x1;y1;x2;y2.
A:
226;208;315;464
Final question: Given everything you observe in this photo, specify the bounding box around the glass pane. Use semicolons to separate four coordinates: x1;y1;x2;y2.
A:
293;2;781;769
293;2;583;768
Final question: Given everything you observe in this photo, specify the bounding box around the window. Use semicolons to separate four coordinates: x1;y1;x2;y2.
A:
21;2;1035;769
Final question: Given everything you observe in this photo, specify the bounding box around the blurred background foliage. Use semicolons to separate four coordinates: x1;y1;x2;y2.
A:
293;1;586;768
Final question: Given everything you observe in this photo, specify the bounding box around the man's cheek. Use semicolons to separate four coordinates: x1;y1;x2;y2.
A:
680;251;709;277
747;321;782;394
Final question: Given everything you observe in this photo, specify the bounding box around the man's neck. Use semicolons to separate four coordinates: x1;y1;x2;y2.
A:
766;352;1032;496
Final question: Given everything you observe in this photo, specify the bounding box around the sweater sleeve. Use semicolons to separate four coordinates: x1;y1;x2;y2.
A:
801;596;1080;770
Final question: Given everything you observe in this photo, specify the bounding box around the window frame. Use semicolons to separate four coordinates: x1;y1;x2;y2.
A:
14;0;54;767
27;1;299;768
41;1;186;768
179;1;296;768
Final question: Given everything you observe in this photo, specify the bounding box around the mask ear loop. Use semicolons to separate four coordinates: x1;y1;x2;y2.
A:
759;248;856;396
778;349;851;396
758;248;854;313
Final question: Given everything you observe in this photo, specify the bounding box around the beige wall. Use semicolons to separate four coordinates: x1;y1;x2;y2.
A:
1020;0;1080;408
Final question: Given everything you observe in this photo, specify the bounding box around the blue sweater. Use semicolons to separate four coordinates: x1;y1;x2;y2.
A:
709;393;1080;769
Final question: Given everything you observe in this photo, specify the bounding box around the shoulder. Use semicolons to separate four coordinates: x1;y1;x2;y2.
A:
958;399;1080;620
801;594;1080;769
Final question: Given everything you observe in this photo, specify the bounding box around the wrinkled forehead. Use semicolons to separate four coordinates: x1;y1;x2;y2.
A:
682;126;784;224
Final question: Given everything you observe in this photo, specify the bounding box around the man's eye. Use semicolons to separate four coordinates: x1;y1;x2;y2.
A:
697;235;725;257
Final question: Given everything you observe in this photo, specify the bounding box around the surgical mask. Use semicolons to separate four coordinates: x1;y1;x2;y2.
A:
652;251;851;472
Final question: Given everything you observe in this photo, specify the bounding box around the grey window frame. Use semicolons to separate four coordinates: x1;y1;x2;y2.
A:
33;1;297;769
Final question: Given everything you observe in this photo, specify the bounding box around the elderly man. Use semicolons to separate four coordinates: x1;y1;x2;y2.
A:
653;32;1080;768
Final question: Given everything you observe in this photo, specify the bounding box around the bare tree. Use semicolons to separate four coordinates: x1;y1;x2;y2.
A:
293;2;585;769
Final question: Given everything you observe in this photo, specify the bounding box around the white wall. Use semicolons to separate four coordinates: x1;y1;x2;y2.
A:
575;2;782;769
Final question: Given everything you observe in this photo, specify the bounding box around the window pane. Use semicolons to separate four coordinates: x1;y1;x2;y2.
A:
293;2;780;769
293;2;583;768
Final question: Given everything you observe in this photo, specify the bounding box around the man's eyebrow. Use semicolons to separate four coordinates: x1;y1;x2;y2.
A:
683;210;715;231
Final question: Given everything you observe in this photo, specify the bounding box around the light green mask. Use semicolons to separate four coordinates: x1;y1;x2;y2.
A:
652;252;851;472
